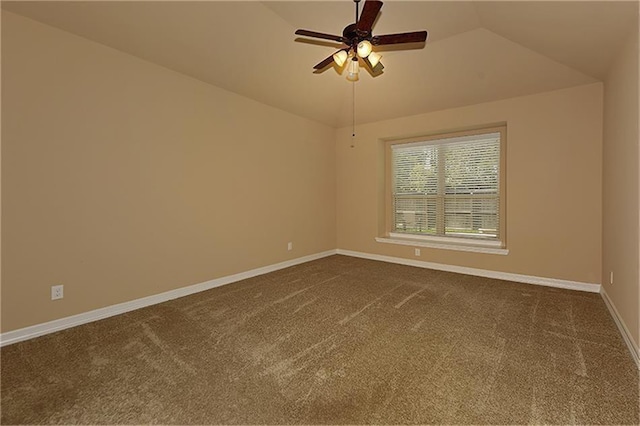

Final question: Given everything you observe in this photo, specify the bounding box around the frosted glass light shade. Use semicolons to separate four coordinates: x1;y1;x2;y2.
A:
357;40;373;58
346;59;359;81
333;50;348;67
368;51;382;68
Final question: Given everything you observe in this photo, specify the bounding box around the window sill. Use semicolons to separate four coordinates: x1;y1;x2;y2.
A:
375;236;509;255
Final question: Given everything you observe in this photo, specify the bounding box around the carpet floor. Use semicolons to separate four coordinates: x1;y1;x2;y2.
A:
1;255;638;424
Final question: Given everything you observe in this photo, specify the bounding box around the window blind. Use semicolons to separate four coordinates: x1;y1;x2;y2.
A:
391;132;502;242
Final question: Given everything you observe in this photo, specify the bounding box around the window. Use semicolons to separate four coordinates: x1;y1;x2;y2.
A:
384;126;506;250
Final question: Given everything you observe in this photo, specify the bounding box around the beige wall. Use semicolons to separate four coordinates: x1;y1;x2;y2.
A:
602;27;639;352
1;10;628;343
337;83;603;285
1;12;336;332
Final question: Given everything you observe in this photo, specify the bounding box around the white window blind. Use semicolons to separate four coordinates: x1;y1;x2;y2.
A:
391;131;502;244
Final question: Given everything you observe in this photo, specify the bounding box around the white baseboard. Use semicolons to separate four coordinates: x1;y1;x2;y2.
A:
0;248;606;347
0;250;338;347
336;249;601;293
600;286;640;369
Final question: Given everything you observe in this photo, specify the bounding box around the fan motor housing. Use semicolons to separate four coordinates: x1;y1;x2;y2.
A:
343;23;371;44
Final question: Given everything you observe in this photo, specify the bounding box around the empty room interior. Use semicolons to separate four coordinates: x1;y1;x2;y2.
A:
1;1;639;424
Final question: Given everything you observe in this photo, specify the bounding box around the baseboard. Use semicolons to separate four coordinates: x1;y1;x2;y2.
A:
600;286;640;369
336;249;601;293
0;248;606;347
0;249;338;347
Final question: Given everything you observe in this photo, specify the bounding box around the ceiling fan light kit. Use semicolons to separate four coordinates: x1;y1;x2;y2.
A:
295;0;428;82
356;40;373;58
346;58;360;81
333;50;349;67
367;51;382;68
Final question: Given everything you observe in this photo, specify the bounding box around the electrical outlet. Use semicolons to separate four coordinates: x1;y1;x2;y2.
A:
51;285;64;300
287;242;293;251
415;248;421;256
610;271;614;285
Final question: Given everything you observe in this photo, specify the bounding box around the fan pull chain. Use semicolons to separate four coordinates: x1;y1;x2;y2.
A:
351;81;356;148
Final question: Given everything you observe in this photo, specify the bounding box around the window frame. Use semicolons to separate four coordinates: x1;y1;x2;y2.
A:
383;125;507;252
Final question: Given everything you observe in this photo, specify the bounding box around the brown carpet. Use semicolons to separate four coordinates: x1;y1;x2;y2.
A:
1;255;638;424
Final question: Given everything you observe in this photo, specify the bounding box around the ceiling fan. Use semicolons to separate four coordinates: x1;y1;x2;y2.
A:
295;0;428;81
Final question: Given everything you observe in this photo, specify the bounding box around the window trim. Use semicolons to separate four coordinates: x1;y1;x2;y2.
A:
384;125;507;251
375;236;509;255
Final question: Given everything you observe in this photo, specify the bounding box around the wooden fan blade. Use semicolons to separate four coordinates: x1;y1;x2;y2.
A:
313;54;335;70
372;31;428;45
356;0;383;34
296;29;345;43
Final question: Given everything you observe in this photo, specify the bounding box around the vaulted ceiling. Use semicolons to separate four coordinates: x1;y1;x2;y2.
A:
3;1;638;127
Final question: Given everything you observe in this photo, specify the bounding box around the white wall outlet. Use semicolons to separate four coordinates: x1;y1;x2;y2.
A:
415;248;421;256
610;271;614;285
51;285;64;300
287;242;293;251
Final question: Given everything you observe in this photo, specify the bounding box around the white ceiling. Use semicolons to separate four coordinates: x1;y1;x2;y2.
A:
3;1;638;128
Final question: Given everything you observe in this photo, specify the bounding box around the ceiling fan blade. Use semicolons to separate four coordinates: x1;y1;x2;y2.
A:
313;54;336;70
372;31;428;45
356;0;383;34
295;29;345;43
